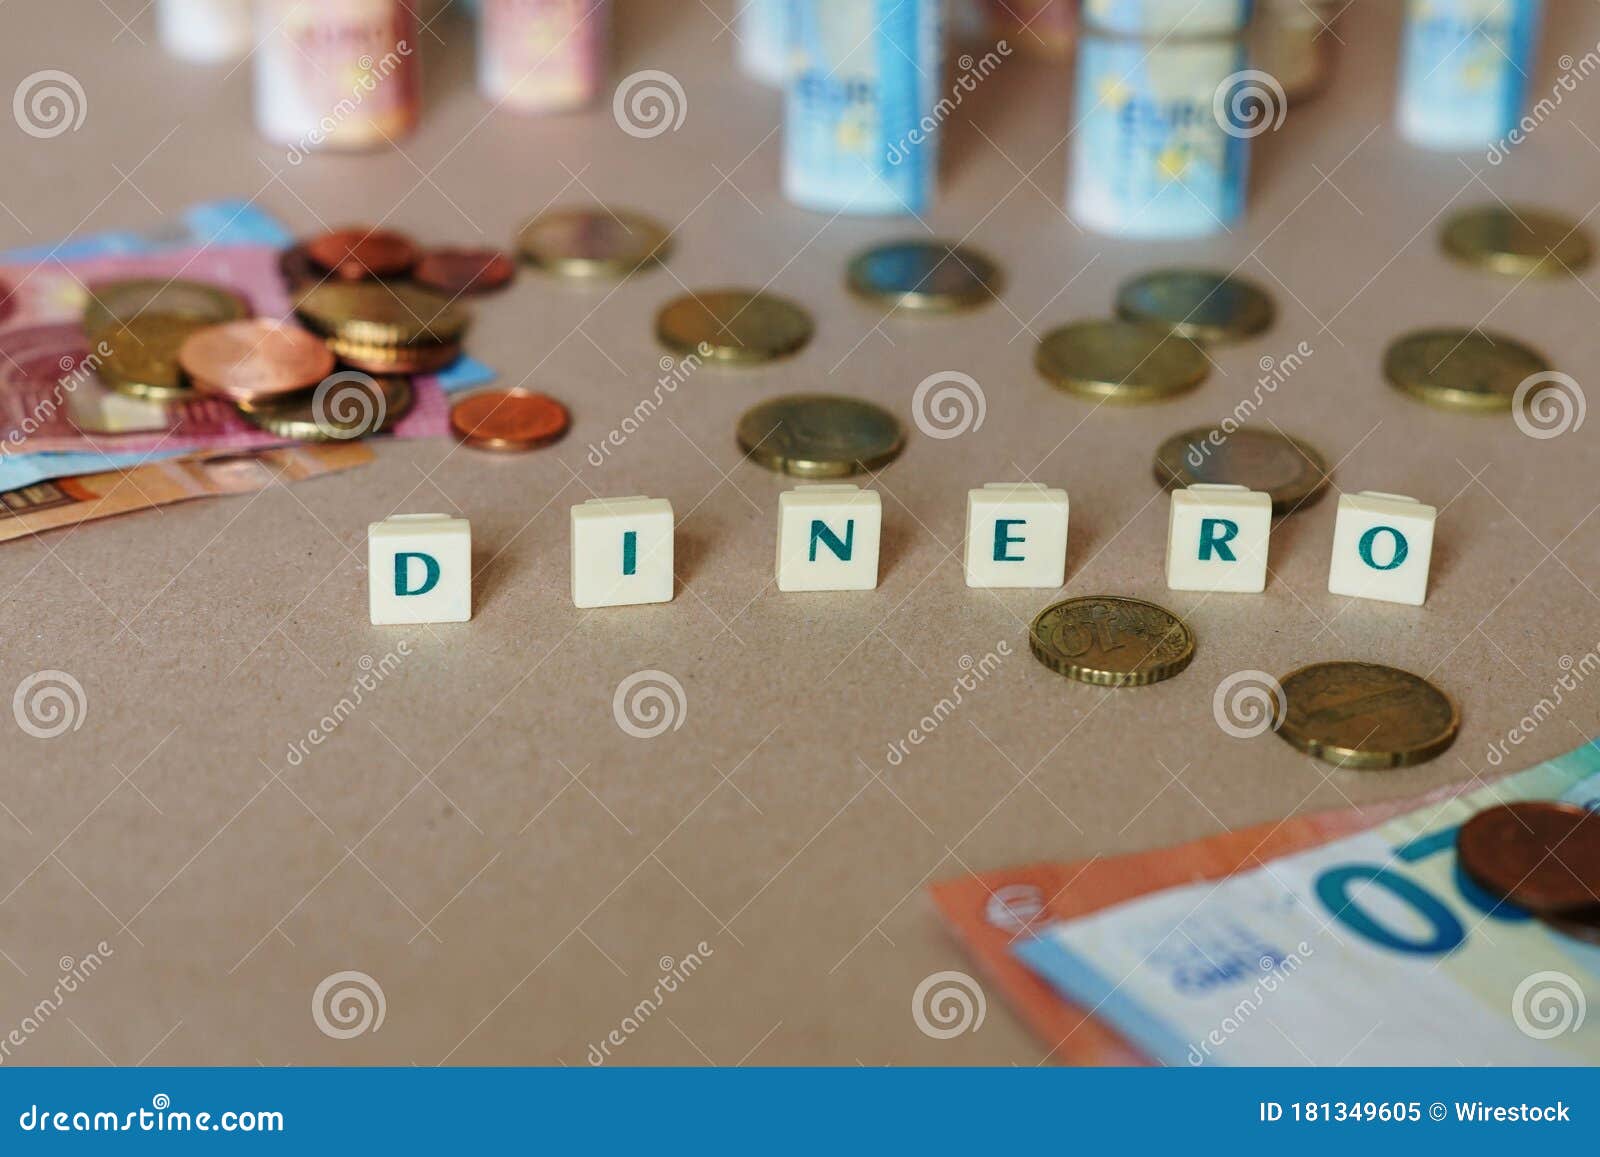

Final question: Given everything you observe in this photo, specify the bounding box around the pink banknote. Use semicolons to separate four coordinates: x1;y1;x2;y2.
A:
0;245;451;455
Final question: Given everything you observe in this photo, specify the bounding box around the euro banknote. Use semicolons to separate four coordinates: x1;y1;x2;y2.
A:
1012;741;1600;1065
930;788;1442;1064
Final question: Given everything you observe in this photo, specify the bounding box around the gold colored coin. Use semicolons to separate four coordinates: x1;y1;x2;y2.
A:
1441;204;1593;277
1274;661;1458;770
1036;320;1209;402
1383;328;1551;412
237;373;412;442
517;207;672;278
1154;427;1331;515
293;282;470;348
325;335;461;375
1028;596;1196;687
846;240;1003;312
93;313;210;400
84;278;250;336
659;289;814;364
1115;268;1275;344
736;394;903;478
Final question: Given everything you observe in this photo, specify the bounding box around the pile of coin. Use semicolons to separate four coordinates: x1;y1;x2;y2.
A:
282;225;517;298
85;278;253;404
294;282;472;375
1457;802;1600;942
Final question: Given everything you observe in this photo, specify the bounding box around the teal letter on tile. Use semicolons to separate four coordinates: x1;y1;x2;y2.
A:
395;552;440;597
1197;518;1239;562
993;519;1026;562
809;519;854;562
622;530;638;576
1358;525;1408;571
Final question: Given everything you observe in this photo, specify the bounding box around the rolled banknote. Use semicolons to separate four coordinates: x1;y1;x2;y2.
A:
1070;0;1254;238
736;0;790;86
1398;0;1544;152
1013;740;1600;1065
783;0;944;215
478;0;611;113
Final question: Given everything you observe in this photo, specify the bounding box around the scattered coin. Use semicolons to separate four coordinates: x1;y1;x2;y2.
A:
1154;426;1331;515
1274;661;1459;770
659;289;814;364
178;319;336;405
412;247;517;296
1383;328;1551;412
305;227;421;280
94;313;210;400
1028;596;1196;687
1036;320;1209;402
84;277;250;336
1115;268;1275;344
737;394;903;478
846;240;1003;312
294;282;470;348
1456;801;1600;915
450;388;570;451
517;207;672;278
238;373;413;441
1441;204;1593;277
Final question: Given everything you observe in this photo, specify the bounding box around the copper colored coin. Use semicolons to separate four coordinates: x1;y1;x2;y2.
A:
412;248;516;296
449;388;569;451
1457;801;1600;915
178;319;335;404
305;227;421;281
279;242;324;291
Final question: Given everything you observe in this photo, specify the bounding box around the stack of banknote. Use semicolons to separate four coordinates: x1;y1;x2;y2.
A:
931;741;1600;1065
0;200;495;495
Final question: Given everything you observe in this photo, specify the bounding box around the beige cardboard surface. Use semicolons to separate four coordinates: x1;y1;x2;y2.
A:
1;0;1598;1065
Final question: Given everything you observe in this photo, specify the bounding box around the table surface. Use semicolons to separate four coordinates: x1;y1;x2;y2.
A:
3;0;1599;1066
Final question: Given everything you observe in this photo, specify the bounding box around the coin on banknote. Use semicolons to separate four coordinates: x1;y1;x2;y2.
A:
84;277;250;336
306;227;421;281
450;388;569;451
237;373;412;441
1114;269;1275;344
294;282;471;348
179;319;336;404
1441;205;1593;277
94;313;211;400
1541;909;1600;945
659;289;814;364
1154;426;1331;515
846;240;1003;312
1383;328;1551;412
737;394;903;477
1028;596;1195;687
325;336;461;376
1274;661;1458;769
517;207;672;278
1456;801;1600;915
412;248;516;296
1036;320;1208;402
